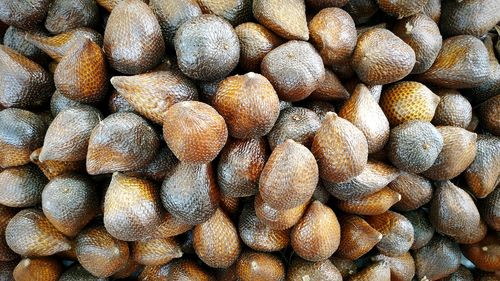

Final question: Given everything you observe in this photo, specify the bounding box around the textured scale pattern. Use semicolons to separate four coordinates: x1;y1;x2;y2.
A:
152;212;192;238
421;0;440;22
108;90;135;114
254;194;307;230
132;237;183;265
3;27;49;65
309;69;350;101
30;148;86;180
165;259;216;281
337;215;382;260
13;258;62;281
128;146;179;182
197;0;252;26
402;210;434;250
59;264;108;281
0;164;47;208
287;257;342;281
461;233;500;272
337;187;401;216
372;252;415;281
440;0;500;37
465;135;500;198
50;90;84;116
0;0;51;29
348;261;390;281
236;251;285;281
413;235;461;280
343;0;378;25
253;0;308;40
376;0;427;18
432;89;472;128
366;211;414;257
0;205;18;261
45;0;99;34
479;94;500;136
390;172;433;211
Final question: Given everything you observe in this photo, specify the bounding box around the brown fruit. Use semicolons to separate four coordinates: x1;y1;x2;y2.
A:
128;146;179;183
464;135;500;198
108;90;135;114
253;0;308;40
305;0;349;9
422;126;477;180
0;206;18;261
97;0;148;11
236;250;285;281
421;0;440;23
13;258;62;281
366;211;414;257
299;100;335;122
287;257;342;281
196;0;252;25
440;266;473;281
414;234;461;280
161;162;220;225
377;0;427;18
0;164;47;207
112;256;141;279
163;101;228;163
261;40;325;102
259;139;318;210
392;14;442;74
104;173;163;241
336;215;382;260
312;112;368;183
478;95;500;136
50;90;84;117
352;28;415;85
480;187;500;231
76;225;129;278
30;148;86;180
372;252;415;281
254;193;307;230
132;237;182;266
3;26;49;65
339;83;390;153
312;182;330;203
291;201;341;261
440;0;500;37
330;256;358;279
59;264;108;281
343;0;379;25
175;15;239;81
194;208;241;268
462;233;500;272
389;172;433;211
348;261;391;281
387;121;443;173
5;209;71;256
0;0;51;29
152;212;192;239
219;194;241;218
309;69;350;101
0;260;16;281
337;187;401;216
104;0;165;74
45;0;98;34
111;70;198;124
432;89;472;128
86;112;160;175
138;264;170;281
213;72;280;139
167;259;216;281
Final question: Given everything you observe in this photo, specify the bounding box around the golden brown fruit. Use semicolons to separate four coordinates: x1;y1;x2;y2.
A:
111;70;198;124
261;40;325;102
440;0;500;37
104;173;163;241
217;137;268;197
49;90;84;117
339;83;390;153
389;172;433;211
193;208;241;268
478;95;500;136
132;237;182;266
45;0;99;34
0;206;18;261
464;135;500;198
59;264;109;281
175;15;239;81
259;139;318;210
138;264;170;281
0;0;51;29
480;187;500;231
432;89;472;128
3;26;49;65
236;251;285;281
76;225;129;278
0;164;47;207
5;209;71;256
167;259;216;281
152;212;192;239
352;28;415;85
422;126;477;180
254;194;307;230
253;0;308;40
309;69;350;101
403;210;435;250
343;0;379;25
163;101;228;163
462;233;500;272
213;73;280;139
219;194;240;218
337;187;401;216
197;0;252;25
288;257;342;281
291;201;341;261
336;215;382;260
104;0;165;74
366;211;414;257
387;121;443;173
392;14;442;74
13;258;62;281
161;162;220;225
414;234;461;280
267;107;321;150
30;148;86;180
0;46;53;108
421;0;440;22
86;112;160;175
348;261;391;281
312;112;368;183
41;174;99;237
376;0;427;18
372;252;415;281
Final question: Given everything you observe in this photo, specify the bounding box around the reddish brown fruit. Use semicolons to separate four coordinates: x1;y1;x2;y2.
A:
337;187;401;216
30;148;86;180
13;258;62;281
390;172;433;211
254;194;307;230
287;257;342;281
132;237;182;266
461;233;500;272
366;211;414;257
236;250;285;281
337;215;382;260
414;234;461;280
253;0;309;40
0;164;47;208
372;252;415;281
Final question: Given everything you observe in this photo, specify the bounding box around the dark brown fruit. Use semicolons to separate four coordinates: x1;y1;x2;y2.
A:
45;0;99;34
336;215;382;260
366;211;414;257
0;260;16;281
161;162;220;225
236;250;285;281
253;0;308;40
337;187;401;215
480;187;500;231
0;0;51;29
301;100;336;122
440;266;473;281
197;0;252;25
330;256;358;279
5;209;71;256
167;259;216;281
414;234;461;280
104;0;165;74
461;233;500;272
108;90;135;114
0;206;18;261
175;15;239;81
13;258;62;281
478;95;500;136
3;27;49;65
390;172;433;211
348;261;390;281
421;0;440;22
111;70;198;124
0;164;47;207
372;252;415;281
127;146;179;183
50;90;84;117
305;0;349;9
112;256;140;279
352;28;415;85
138;264;170;281
432;89;472;128
132;237;182;266
219;194;240;218
288;257;342;281
163;101;228;163
86;112;160;175
59;264;108;281
76;225;129;277
343;0;379;25
261;40;325;102
464;135;500;198
30;148;86;180
309;69;350;101
377;0;427;18
259;139;318;210
440;0;500;37
254;193;307;230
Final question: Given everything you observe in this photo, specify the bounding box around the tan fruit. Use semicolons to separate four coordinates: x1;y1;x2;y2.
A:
132;237;182;266
432;89;472;128
0;164;47;207
348;261;390;281
236;250;285;281
167;259;216;280
254;194;307;230
13;258;62;281
464;135;500;198
253;0;308;40
336;215;382;260
389;172;433;211
287;257;342;281
309;69;350;101
337;187;401;216
372;252;415;281
414;234;461;280
366;211;414;257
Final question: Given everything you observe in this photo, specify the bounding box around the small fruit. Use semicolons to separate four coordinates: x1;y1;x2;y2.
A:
413;234;461;280
464;135;500;198
432;89;473;128
0;0;51;29
336;215;382;260
132;237;183;266
253;0;308;40
366;211;414;257
44;0;99;34
254;193;307;230
440;0;500;37
337;187;401;216
309;69;350;101
13;258;62;281
287;257;342;281
0;164;47;208
236;250;285;281
389;172;433;211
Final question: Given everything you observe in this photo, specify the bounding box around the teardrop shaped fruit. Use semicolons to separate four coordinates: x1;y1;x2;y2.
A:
348;261;391;281
336;215;382;260
0;0;51;29
0;164;47;207
413;234;461;280
167;259;216;281
389;172;433;211
152;212;192;239
432;89;472;128
417;35;490;88
339;83;390;153
13;258;62;281
461;233;500;272
478;94;500;136
218;137;268;197
174;14;239;81
161;162;220;225
387;121;443;173
372;252;415;281
352;28;415;85
5;209;71;256
480;187;500;231
440;0;500;37
86;112;160;175
337;187;401;216
30;148;86;180
0;205;19;261
392;14;442;74
3;26;49;65
193;208;241;268
196;0;252;26
213;72;280;139
104;173;163;241
287;257;342;281
291;201;341;261
127;146;179;183
50;90;84;116
40;106;102;162
377;0;427;18
163;101;228;163
104;0;165;74
59;264;108;281
422;126;477;180
259;139;318;210
0;46;53;108
366;211;414;257
310;69;350;102
343;0;378;25
45;0;99;34
254;194;307;230
25;28;103;62
312;112;368;183
253;0;308;40
41;174;99;237
402;209;434;250
132;237;182;266
236;250;285;281
323;160;400;200
464;135;500;198
261;40;325;102
54;38;108;103
76;225;129;278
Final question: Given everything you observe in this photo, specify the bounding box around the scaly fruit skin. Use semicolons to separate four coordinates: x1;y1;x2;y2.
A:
236;250;285;281
0;164;47;208
480;187;500;231
196;0;252;26
0;0;51;29
0;206;19;261
377;0;428;18
461;233;500;272
253;0;309;41
336;215;382;260
3;27;49;65
343;0;379;25
30;148;86;180
422;0;441;23
44;0;99;34
464;135;500;198
337;187;401;216
414;235;461;280
365;211;414;257
390;172;433;212
440;0;500;37
49;90;84;117
402;210;434;250
287;257;342;281
59;264;109;281
13;258;62;281
479;94;500;136
432;89;472;128
132;237;183;266
254;194;307;230
372;252;415;281
348;261;391;281
310;69;350;101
